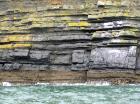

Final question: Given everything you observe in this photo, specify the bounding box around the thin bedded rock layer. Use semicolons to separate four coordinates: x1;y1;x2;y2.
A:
0;0;140;71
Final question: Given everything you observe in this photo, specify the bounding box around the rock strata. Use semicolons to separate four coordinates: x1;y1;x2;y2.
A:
0;0;140;72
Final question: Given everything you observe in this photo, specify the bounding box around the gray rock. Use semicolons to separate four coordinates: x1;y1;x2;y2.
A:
29;50;50;60
47;35;91;41
32;42;92;50
49;65;71;70
21;64;49;70
72;50;85;64
0;64;3;70
3;64;12;70
12;63;22;70
0;50;10;59
128;46;137;57
90;20;140;30
10;49;29;57
48;43;92;50
128;57;136;69
3;63;22;70
71;51;90;70
32;34;91;41
71;64;88;70
51;54;71;65
0;0;139;72
89;46;137;69
20;64;32;70
31;65;49;70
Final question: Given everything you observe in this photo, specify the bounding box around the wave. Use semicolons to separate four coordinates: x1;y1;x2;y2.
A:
0;81;111;87
1;81;140;87
35;81;111;86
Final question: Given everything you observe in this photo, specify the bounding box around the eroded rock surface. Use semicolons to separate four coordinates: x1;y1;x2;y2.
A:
89;46;137;69
0;0;140;71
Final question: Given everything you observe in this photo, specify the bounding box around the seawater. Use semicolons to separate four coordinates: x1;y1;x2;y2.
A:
0;83;140;104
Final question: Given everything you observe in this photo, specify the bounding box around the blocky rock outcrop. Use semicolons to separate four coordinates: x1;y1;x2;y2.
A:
0;0;140;71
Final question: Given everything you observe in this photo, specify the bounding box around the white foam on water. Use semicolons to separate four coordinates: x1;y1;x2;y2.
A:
35;81;111;86
88;81;111;86
1;81;140;87
35;82;50;85
128;84;140;86
1;82;12;86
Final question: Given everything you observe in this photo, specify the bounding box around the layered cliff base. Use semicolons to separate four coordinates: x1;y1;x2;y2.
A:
0;70;140;85
0;0;140;83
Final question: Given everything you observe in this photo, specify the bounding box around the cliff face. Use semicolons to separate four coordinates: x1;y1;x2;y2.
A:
0;0;140;71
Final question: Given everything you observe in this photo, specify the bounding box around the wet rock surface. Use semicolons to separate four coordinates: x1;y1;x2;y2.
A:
0;0;140;72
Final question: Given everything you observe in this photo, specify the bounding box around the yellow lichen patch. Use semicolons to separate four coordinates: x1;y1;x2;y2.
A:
0;21;9;27
0;44;31;49
68;21;90;27
0;34;32;43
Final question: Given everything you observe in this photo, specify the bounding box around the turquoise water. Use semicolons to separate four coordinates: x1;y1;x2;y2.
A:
0;84;140;104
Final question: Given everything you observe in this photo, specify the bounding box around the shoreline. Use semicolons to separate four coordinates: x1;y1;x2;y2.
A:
0;70;140;85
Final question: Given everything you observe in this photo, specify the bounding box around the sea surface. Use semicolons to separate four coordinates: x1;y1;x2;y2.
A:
0;83;140;104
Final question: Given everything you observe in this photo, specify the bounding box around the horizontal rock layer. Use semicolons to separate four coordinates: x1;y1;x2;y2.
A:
0;0;140;71
0;70;140;84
